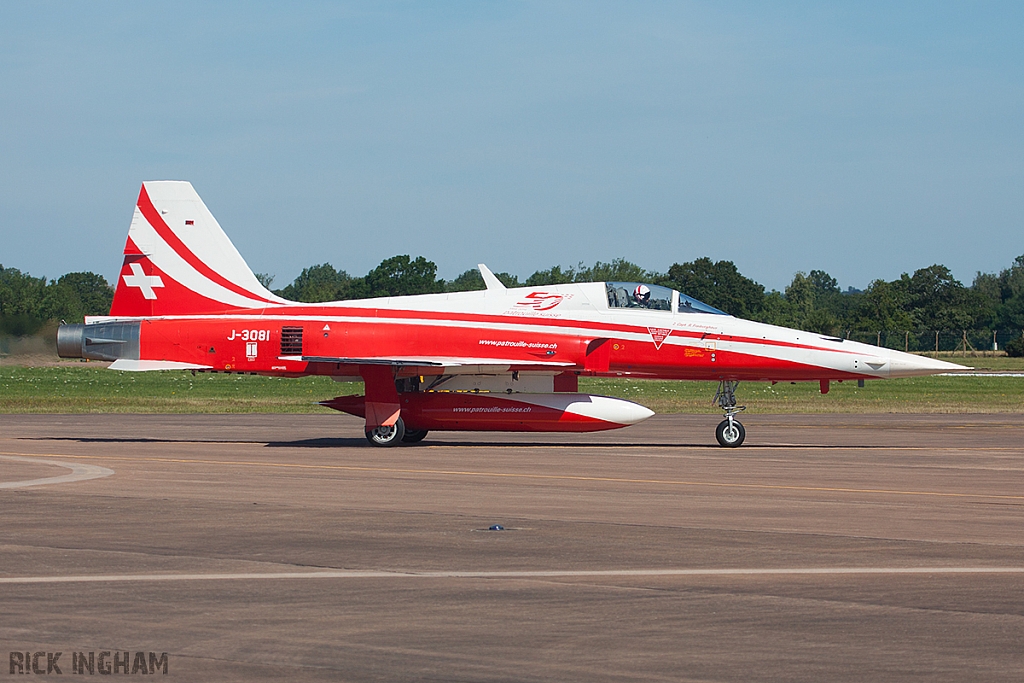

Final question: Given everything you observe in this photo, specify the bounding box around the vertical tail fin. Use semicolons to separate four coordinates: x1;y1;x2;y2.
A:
109;181;287;317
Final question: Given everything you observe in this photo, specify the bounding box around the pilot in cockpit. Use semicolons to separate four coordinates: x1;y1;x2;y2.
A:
633;284;652;308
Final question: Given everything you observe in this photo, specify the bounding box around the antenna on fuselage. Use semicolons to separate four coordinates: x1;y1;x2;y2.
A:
478;264;506;292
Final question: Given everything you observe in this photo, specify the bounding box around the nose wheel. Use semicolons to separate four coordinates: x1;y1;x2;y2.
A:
713;380;746;448
715;416;745;447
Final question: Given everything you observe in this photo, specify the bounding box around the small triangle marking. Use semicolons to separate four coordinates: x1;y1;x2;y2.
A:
648;327;672;350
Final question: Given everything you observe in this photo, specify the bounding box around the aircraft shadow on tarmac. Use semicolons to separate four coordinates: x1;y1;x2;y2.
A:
265;439;883;449
261;438;716;449
28;436;365;448
25;436;879;450
31;436;703;448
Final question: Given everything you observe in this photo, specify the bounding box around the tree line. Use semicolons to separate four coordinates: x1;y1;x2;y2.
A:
0;269;114;336
270;253;1024;341
4;252;1024;354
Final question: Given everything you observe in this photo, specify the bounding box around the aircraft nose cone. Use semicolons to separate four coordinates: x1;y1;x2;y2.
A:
887;351;970;377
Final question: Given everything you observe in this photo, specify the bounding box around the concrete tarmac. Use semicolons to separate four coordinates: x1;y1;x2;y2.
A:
1;413;1023;681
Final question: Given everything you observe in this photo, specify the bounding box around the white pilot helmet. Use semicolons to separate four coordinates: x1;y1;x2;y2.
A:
633;284;651;305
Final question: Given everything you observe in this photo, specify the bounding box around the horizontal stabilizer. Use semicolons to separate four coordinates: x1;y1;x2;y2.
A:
109;359;213;372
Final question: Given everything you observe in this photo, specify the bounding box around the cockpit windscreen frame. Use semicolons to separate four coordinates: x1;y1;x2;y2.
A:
604;281;727;315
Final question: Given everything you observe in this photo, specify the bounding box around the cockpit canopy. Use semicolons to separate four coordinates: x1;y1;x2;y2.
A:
605;282;727;315
606;282;673;310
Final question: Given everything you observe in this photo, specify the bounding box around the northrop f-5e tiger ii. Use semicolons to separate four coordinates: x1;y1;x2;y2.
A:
57;182;965;446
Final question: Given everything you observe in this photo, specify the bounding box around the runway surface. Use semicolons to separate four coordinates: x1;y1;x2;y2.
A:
1;413;1023;681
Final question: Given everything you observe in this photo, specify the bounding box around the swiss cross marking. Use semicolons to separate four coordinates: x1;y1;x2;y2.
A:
648;327;672;350
122;262;164;300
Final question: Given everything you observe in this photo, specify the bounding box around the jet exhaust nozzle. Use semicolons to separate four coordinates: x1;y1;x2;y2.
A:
56;323;85;358
55;321;141;362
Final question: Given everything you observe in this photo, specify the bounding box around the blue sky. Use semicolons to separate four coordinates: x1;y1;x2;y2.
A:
1;2;1021;292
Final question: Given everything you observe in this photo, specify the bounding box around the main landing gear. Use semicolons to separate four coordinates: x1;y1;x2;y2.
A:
366;417;405;446
713;380;746;448
401;429;429;444
365;418;430;446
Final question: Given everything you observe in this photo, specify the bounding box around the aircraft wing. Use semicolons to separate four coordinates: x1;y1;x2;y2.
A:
283;355;575;370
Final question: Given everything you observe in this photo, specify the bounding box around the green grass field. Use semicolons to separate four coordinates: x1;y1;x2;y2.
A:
1;361;1021;414
0;363;356;413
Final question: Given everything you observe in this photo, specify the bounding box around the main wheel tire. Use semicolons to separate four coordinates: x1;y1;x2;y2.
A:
401;429;428;443
365;417;406;447
715;419;745;448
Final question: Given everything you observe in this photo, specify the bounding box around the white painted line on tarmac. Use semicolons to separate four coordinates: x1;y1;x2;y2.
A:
7;451;1024;500
1;567;1023;584
0;455;114;489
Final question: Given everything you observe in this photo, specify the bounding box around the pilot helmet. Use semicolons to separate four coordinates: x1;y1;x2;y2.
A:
633;284;651;305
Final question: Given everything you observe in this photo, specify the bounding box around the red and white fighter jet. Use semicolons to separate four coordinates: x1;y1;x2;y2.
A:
58;181;965;446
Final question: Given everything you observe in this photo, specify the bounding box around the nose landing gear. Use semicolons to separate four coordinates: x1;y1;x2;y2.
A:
713;380;746;448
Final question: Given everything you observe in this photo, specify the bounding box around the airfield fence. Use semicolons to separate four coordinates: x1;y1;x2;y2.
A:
842;329;1024;355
